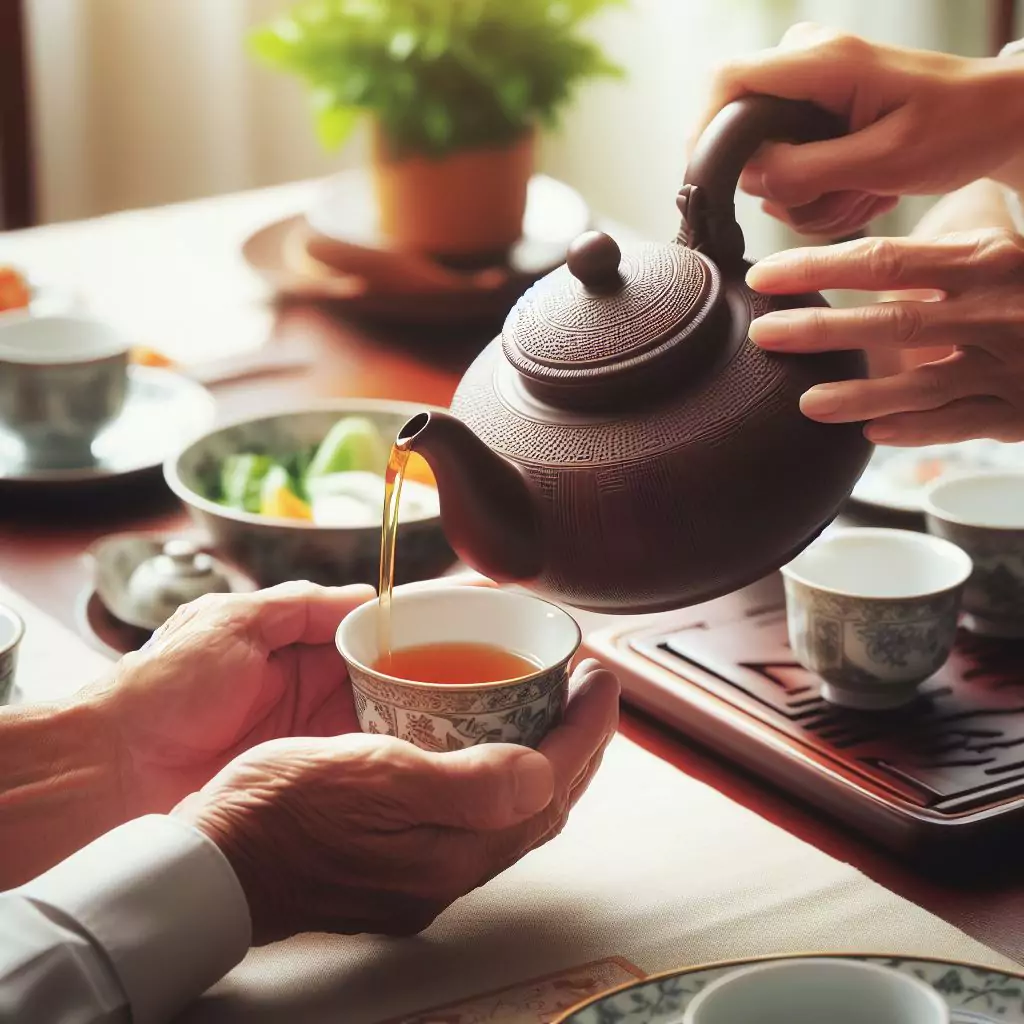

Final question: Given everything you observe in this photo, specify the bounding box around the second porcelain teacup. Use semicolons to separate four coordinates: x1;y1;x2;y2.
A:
683;958;948;1024
0;315;130;467
336;585;581;751
782;528;972;709
924;471;1024;639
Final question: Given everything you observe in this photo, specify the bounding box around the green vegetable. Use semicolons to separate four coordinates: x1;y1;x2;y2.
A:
248;0;626;158
305;417;387;482
220;454;275;513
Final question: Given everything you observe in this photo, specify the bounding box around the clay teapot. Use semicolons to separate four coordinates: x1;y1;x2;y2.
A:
399;96;873;613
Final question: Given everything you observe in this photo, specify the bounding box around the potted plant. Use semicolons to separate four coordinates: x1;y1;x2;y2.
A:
250;0;624;261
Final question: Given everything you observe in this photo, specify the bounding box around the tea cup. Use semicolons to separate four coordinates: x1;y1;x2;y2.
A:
923;470;1024;639
0;314;130;467
335;585;581;750
682;958;948;1024
0;604;25;705
782;527;972;710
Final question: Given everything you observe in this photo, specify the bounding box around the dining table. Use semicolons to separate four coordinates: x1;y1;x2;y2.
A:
2;179;1024;1021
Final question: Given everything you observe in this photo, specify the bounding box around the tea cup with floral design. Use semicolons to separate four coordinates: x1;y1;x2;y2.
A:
335;584;581;751
923;471;1024;639
782;528;972;710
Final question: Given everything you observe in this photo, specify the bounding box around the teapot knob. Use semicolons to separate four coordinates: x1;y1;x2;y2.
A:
566;231;623;291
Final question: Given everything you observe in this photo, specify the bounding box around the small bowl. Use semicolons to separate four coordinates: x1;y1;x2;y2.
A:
682;958;948;1024
0;314;130;467
336;585;582;750
923;470;1024;639
0;603;25;705
782;528;972;710
164;399;457;589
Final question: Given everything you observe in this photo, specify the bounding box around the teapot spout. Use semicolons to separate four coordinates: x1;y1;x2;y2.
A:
397;411;542;583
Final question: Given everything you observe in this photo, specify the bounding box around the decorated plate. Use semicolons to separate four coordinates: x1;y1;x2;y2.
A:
557;955;1024;1024
851;441;1024;514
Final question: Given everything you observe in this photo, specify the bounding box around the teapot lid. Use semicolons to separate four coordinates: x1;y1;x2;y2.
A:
502;230;724;409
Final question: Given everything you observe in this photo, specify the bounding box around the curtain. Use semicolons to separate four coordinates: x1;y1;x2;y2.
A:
25;0;996;246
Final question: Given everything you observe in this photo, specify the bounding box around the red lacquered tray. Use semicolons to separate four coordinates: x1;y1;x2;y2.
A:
583;572;1024;867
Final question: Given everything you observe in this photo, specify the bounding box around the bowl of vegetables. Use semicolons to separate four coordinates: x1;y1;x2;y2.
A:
164;399;457;588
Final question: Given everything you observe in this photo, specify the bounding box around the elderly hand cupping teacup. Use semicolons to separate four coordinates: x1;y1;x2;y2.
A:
0;579;619;1023
696;23;1024;446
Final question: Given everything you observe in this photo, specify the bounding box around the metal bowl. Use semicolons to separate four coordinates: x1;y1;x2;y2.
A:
163;399;457;589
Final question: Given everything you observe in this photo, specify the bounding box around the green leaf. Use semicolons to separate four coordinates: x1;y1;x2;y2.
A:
314;101;360;149
247;0;628;156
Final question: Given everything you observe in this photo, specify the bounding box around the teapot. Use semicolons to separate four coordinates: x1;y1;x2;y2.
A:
399;96;873;613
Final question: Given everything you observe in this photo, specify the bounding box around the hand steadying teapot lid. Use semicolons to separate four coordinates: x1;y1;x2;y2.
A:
398;96;873;613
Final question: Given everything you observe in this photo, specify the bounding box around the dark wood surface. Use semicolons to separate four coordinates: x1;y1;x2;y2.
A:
1;187;1023;965
0;0;35;229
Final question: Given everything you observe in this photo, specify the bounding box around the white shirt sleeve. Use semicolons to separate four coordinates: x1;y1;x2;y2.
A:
0;815;251;1024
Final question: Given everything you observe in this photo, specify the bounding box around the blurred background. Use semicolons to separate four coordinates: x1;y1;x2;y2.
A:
5;0;1020;258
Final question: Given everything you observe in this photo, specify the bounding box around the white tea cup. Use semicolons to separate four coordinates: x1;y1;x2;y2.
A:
683;958;948;1024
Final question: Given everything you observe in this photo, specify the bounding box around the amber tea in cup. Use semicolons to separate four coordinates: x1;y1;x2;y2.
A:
337;585;581;750
373;642;540;685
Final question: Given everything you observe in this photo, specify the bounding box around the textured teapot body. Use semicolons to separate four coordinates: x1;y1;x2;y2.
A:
403;95;874;613
449;261;870;612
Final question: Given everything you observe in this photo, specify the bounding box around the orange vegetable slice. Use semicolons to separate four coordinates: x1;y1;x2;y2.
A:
261;486;313;520
0;266;30;312
130;345;175;368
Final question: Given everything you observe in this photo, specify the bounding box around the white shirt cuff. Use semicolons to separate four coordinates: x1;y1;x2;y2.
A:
17;815;251;1024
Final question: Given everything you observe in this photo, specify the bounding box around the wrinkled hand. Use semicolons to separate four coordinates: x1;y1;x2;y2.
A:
746;229;1024;445
691;23;1024;236
94;581;376;817
173;660;620;944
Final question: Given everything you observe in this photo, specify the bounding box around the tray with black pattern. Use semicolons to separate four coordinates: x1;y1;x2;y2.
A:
583;572;1024;862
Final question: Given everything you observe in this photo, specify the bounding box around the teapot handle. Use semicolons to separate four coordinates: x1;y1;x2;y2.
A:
678;95;847;270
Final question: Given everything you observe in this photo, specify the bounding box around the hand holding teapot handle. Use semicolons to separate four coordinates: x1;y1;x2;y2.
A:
679;96;848;269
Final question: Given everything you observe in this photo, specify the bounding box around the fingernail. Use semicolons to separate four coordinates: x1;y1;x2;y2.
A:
739;165;768;197
747;309;804;347
864;424;895;442
512;751;554;815
800;385;843;417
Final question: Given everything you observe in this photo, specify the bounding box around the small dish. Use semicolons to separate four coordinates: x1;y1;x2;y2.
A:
851;441;1024;515
781;528;972;710
306;172;590;274
682;957;947;1024
88;532;256;632
0;366;215;486
336;584;581;751
556;955;1024;1024
923;471;1024;639
241;173;591;328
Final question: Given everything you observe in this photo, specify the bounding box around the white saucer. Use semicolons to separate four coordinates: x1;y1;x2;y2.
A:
0;366;216;485
852;440;1024;514
559;955;1024;1024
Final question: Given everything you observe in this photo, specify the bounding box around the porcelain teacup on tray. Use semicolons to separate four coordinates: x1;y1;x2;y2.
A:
781;527;972;710
923;470;1024;639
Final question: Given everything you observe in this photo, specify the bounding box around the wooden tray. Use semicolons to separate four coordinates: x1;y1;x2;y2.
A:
583;572;1024;867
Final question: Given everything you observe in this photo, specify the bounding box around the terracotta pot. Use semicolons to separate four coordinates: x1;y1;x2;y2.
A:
370;125;534;260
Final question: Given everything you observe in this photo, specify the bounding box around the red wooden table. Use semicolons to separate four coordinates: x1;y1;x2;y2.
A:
1;184;1023;964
